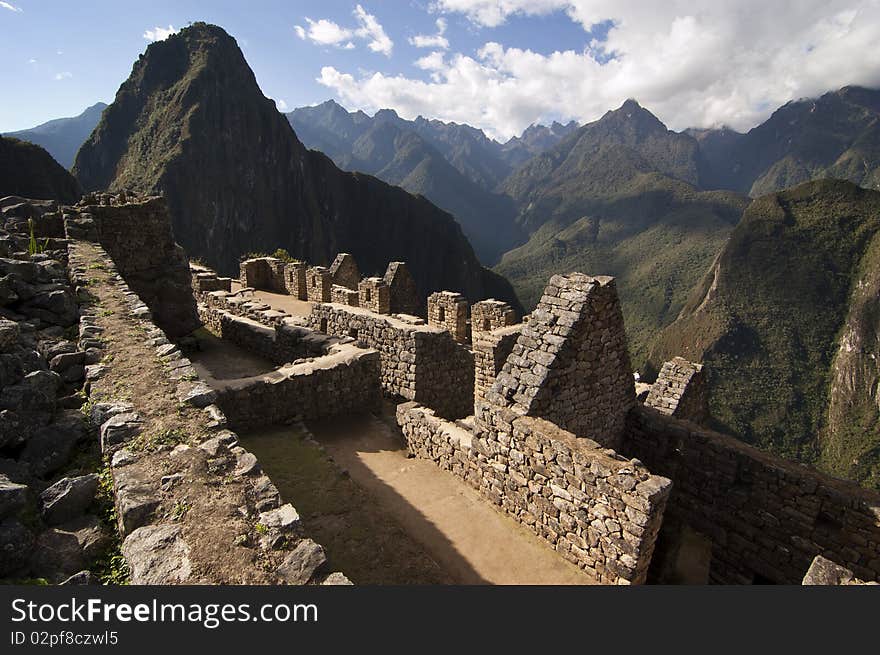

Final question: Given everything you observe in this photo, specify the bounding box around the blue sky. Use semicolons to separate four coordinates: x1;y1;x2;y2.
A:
2;1;879;139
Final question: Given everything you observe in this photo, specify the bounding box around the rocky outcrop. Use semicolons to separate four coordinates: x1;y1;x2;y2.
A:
72;22;521;311
0;137;81;204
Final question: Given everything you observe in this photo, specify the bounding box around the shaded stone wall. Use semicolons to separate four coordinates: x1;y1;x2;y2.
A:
623;405;880;584
331;285;359;307
198;305;335;365
398;402;671;584
358;277;390;314
802;555;878;585
65;195;199;338
306;267;332;303
328;253;360;290
283;261;308;299
473;324;521;406
215;344;380;429
644;357;708;424
383;261;420;317
307;302;473;419
487;274;634;450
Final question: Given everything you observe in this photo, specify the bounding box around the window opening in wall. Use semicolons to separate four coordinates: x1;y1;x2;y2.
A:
483;318;491;331
365;288;372;302
320;318;328;333
349;328;358;340
438;307;446;322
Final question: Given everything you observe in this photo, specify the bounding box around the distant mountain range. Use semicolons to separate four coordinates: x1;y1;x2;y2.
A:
4;103;107;170
71;23;519;309
287;101;578;263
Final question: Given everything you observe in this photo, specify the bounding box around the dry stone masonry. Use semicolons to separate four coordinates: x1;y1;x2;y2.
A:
473;324;522;405
644;357;709;424
359;277;390;314
328;253;360;290
306;266;332;303
428;291;469;344
471;299;517;334
383;261;421;317
487;274;634;451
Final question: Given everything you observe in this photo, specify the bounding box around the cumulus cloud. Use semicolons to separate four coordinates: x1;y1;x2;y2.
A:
0;2;22;12
320;0;880;140
143;25;178;42
275;98;290;111
295;4;393;56
54;71;73;81
409;18;450;49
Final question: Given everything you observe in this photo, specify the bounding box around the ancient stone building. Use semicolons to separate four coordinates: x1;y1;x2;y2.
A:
644;357;709;424
331;285;359;306
283;260;308;299
486;274;634;450
471;299;517;334
328;253;360;290
306;266;332;303
383;261;420;316
240;257;285;292
428;291;469;344
359;277;390;314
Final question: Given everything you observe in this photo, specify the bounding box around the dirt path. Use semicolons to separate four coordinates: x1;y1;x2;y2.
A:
307;405;595;585
189;328;276;382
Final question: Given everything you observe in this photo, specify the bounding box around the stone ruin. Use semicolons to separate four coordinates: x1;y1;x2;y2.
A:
5;187;879;587
199;248;880;586
644;357;708;424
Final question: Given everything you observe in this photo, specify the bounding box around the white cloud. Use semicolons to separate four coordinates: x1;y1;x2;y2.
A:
28;58;36;64
0;2;22;12
410;18;450;49
143;25;178;42
295;4;393;56
319;1;880;140
54;71;73;81
276;98;290;111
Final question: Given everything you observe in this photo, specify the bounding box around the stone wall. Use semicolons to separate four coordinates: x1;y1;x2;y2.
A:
307;302;473;419
398;402;671;584
331;285;359;307
328;253;360;290
428;291;469;344
64;194;199;338
644;357;708;424
471;299;517;334
487;274;634;451
802;555;878;585
623;405;880;584
214;344;380;429
283;261;308;299
71;239;348;585
383;261;420;317
359;277;390;314
306;267;332;303
473;324;522;406
199;305;335;365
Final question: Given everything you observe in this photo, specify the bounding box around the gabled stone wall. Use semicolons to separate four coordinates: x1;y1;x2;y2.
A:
328;253;360;290
644;357;708;424
383;261;420;317
487;274;634;450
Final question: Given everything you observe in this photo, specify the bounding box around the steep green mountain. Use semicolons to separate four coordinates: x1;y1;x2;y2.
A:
290;103;521;263
0;136;82;203
696;86;880;196
5;102;107;169
495;100;747;365
649;179;880;489
72;23;520;310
